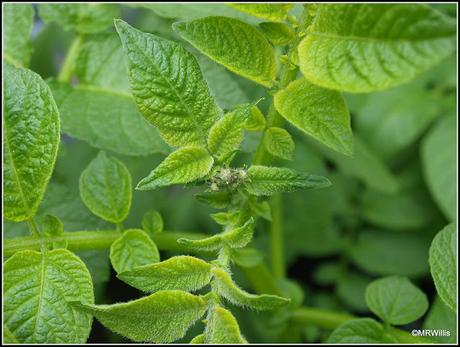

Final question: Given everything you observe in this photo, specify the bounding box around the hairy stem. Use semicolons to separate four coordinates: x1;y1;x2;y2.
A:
57;35;84;83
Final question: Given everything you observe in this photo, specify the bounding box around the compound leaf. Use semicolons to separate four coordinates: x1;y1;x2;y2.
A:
365;276;429;325
226;3;294;22
79;151;132;224
205;306;247;343
245;166;331;196
117;256;212;293
275;78;352;156
115;19;220;147
4;4;34;67
298;4;456;93
136;146;214;191
4;250;94;343
173;16;276;87
429;223;457;311
74;290;207;343
263;127;295;160
110;229;160;274
328;318;397;343
4;63;60;222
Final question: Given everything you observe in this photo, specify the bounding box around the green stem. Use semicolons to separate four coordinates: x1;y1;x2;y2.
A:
57;35;84;83
270;194;285;279
26;217;41;238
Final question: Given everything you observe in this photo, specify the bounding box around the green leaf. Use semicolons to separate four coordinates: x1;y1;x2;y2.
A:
117;256;212;293
365;276;429;325
210;211;241;226
328;318;397;343
231;248;264;268
178;234;223;252
4;4;34;67
245;106;266;132
110;229;160;274
299;4;456;93
115;19;221;147
195;191;233;208
4;63;60;221
190;333;205;344
212;267;290;310
79;151;132;223
222;218;255;249
208;104;251;162
259;22;295;45
226;3;294;22
423;295;457;343
136;146;214;191
336;272;370;312
245;165;331;196
429;223;457;311
4;249;94;343
142;209;164;235
173;16;276;87
422;116;456;221
3;325;19;343
263;127;295;160
40;214;67;249
74;290;207;343
205;306;247;343
38;4;120;34
275;78;353;156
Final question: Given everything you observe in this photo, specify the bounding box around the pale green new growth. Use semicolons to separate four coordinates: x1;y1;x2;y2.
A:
190;334;205;344
263;127;295;160
222;218;255;249
117;256;212;293
115;19;221;147
429;223;457;311
75;290;207;343
259;22;295;46
79;151;132;224
4;250;94;343
41;214;67;249
227;3;294;22
275;78;353;156
110;229;160;274
328;318;397;343
173;16;276;87
365;276;429;325
245;166;331;196
136;146;214;191
178;234;223;252
212;267;290;310
4;63;60;222
4;4;34;67
205;306;247;343
298;4;456;93
142;209;164;235
245;106;266;132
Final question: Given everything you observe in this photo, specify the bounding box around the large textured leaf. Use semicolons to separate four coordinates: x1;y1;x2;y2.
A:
429;223;457;311
115;19;220;147
118;256;212;293
263;127;295;160
79;151;132;223
136;146;214;191
75;290;207;343
226;3;294;22
205;306;247;343
245;166;331;196
110;229;160;274
275;78;353;156
365;276;429;325
4;63;60;221
258;22;295;45
421;116;456;221
299;4;456;92
4;250;94;343
328;318;397;343
4;4;34;67
173;16;276;87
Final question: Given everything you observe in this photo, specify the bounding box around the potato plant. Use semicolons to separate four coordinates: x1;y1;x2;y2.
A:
3;3;457;344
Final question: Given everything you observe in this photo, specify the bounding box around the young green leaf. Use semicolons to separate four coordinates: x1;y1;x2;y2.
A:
173;16;276;87
110;229;160;274
142;209;164;235
190;334;205;344
208;104;251;162
117;256;212;293
195;191;233;208
210;211;241;226
41;214;67;249
298;4;456;93
136;146;214;191
177;234;223;252
422;116;456;221
212;267;290;310
4;63;60;222
231;248;264;268
274;78;353;156
115;19;221;147
226;3;294;22
365;276;429;325
429;223;457;311
205;306;247;343
258;22;295;45
4;4;34;67
263;127;295;160
74;290;207;343
245;166;331;196
222;218;255;249
245;106;266;132
79;151;132;223
4;250;94;343
327;318;397;343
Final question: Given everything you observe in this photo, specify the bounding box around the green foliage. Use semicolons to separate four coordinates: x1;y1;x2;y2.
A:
227;3;294;22
263;127;295;160
4;4;34;67
259;22;295;46
423;296;457;343
205;306;247;343
142;209;164;235
328;318;397;343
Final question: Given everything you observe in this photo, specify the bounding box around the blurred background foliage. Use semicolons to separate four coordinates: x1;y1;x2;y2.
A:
4;3;457;343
